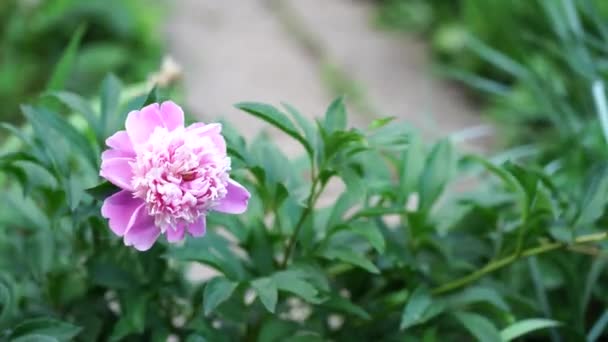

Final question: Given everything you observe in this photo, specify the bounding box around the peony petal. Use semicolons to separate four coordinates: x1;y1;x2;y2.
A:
166;224;186;243
159;101;185;131
187;217;206;237
124;204;161;251
187;122;225;153
214;179;250;214
125;104;163;146
105;130;134;155
100;157;134;190
101;149;132;160
101;190;143;236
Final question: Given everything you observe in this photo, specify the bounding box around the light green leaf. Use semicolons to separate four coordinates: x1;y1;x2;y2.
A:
399;135;425;203
500;318;561;341
21;105;98;168
165;232;246;281
453;311;501;342
100;74;123;136
47;91;99;137
203;277;238;315
236;102;312;155
348;221;385;253
10;318;82;341
588;310;608;342
400;286;444;330
447;286;510;312
12;335;58;342
418;139;454;212
272;270;321;304
323;97;347;133
319;248;379;274
46;25;86;91
576;164;608;226
251;277;278;313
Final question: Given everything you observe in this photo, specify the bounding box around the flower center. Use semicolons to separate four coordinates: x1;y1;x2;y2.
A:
130;126;230;231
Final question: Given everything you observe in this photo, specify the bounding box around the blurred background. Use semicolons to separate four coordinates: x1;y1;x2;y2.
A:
2;0;608;154
0;0;490;149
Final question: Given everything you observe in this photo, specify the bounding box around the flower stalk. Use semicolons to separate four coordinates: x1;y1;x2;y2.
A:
432;231;608;295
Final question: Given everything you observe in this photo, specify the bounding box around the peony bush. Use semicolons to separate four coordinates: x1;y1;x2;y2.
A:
1;78;608;339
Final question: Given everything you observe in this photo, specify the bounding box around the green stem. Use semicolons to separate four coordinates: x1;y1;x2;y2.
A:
432;231;608;295
280;177;322;268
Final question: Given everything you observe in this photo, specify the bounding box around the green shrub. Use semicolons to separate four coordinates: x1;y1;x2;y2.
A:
0;0;162;124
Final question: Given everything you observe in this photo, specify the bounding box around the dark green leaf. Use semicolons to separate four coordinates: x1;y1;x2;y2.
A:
400;286;444;330
453;311;501;342
46;25;86;91
251;277;278;313
85;181;121;200
203;277;238;315
323;296;371;320
588;310;608;342
142;86;159;107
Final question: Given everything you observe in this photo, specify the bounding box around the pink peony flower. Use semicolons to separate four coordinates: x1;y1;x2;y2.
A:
99;101;250;251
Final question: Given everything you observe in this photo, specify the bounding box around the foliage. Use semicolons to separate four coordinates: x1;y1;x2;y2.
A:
0;0;162;124
1;70;608;340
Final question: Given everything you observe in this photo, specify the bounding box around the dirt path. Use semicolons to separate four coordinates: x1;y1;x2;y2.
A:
166;0;488;153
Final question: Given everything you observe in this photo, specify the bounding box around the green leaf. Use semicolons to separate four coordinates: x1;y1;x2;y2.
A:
453;311;501;342
203;277;238;315
165;232;246;280
466;36;528;79
10;318;82;341
236;102;312;155
283;102;319;160
11;335;59;342
500;318;561;341
0;276;15;325
576;164;608;226
251;277;278;313
272;270;322;304
446;286;510;312
323;97;347;133
350;221;386;253
400;286;444;330
418;139;454;212
109;293;147;341
323;296;371;320
588;310;608;342
85;181;121;200
21;105;98;168
46;25;86;91
399;134;425;202
47;92;99;137
257;318;297;342
142;86;159;107
319;248;379;274
100;74;123;136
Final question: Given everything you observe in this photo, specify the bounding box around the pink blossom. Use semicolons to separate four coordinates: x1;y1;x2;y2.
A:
99;101;250;251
